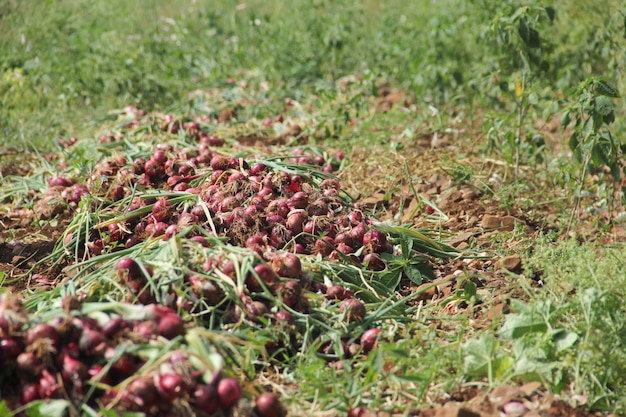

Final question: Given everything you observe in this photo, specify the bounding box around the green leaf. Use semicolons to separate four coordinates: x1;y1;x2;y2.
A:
499;312;548;339
552;329;578;352
377;268;402;290
518;18;540;48
595;80;620;97
560;112;571;129
403;265;423;285
0;401;13;417
594;96;614;116
462;334;497;376
545;6;556;22
25;400;69;417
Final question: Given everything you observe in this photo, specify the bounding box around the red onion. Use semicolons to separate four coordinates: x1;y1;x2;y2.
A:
287;192;308;210
193;383;218;413
152;198;173;222
17;351;41;374
274;310;295;326
26;323;59;349
251;163;267;174
39;369;60;398
244;300;269;321
360;328;382;353
134;321;158;340
362;230;387;253
267;200;289;218
0;337;22;360
145;221;168;237
363;253;385;271
286;210;307;234
217;378;242;408
270;253;302;278
144;159;165;179
340;298;366;322
116;257;141;280
158;314;185;339
20;382;41;404
325;285;346;300
279;280;301;309
156;373;187;402
61;351;88;383
255;393;284;417
128;376;158;408
79;327;107;354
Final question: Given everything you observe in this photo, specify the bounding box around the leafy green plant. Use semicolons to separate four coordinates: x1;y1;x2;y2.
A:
561;77;622;225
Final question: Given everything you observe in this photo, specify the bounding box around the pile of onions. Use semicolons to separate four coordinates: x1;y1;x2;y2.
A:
0;295;259;415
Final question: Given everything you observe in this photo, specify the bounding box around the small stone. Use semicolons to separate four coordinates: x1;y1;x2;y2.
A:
500;255;523;273
462;190;478;201
449;232;472;248
481;214;521;231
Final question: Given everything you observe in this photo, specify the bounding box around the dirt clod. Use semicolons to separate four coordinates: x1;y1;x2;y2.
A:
500;255;523;273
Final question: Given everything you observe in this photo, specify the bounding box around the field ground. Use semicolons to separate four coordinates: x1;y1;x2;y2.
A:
1;1;626;416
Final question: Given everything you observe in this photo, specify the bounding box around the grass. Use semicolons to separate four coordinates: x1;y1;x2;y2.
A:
1;0;626;415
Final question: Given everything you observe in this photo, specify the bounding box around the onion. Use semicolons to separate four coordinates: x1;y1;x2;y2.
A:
360;328;382;353
48;176;74;188
244;300;269;321
348;222;367;243
267;200;289;218
39;368;60;398
128;376;158;409
156;373;187;402
325;285;346;300
313;236;335;257
246;264;276;292
0;337;22;360
362;230;387;253
286;210;307;234
279;280;301;308
144;159;165;179
193;383;218;413
79;327;107;354
307;199;329;216
26;323;59;349
251;163;267;174
101;317;128;338
270;253;302;278
134;321;158;340
340;299;366;323
217;378;242;408
287;191;308;210
61;351;88;383
274;310;295;326
20;382;41;404
17;351;41;373
152;197;173;222
255;393;284;417
363;253;385;271
145;221;167;237
158;314;185;339
116;257;141;281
